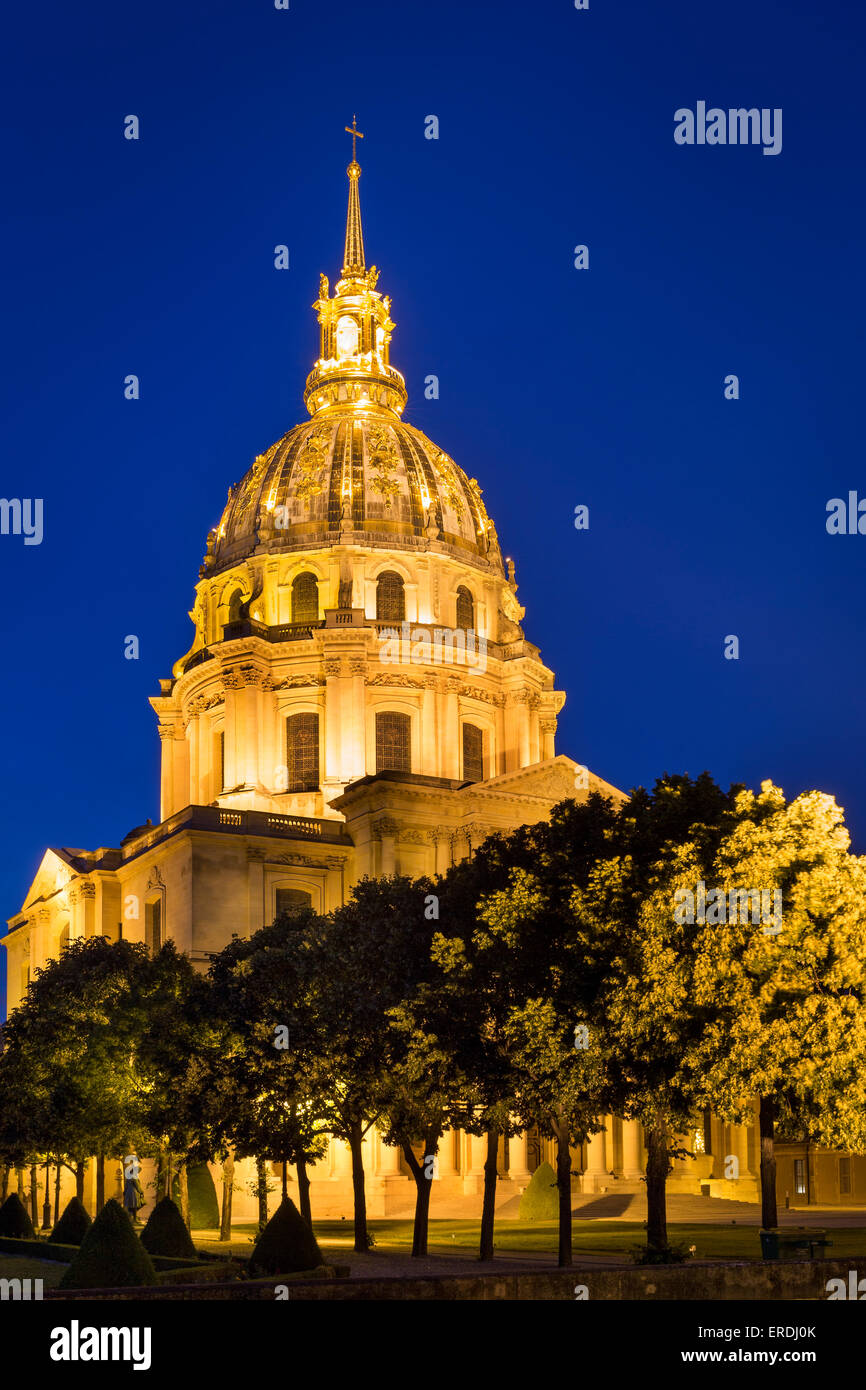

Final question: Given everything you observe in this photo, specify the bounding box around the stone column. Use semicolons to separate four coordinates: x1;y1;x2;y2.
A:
188;713;201;804
375;1135;402;1177
79;885;96;940
172;730;189;812
507;1129;532;1183
442;675;460;779
466;1134;486;1179
621;1119;644;1180
528;694;541;764
514;691;531;768
375;818;399;876
584;1128;607;1189
604;1116;619;1176
223;685;240;791
437;1130;459;1178
158;725;175;820
347;657;367;781
728;1123;753;1180
539;716;557;762
323;656;342;783
421;675;438;778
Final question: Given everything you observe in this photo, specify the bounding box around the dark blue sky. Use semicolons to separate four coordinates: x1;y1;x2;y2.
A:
3;0;865;1008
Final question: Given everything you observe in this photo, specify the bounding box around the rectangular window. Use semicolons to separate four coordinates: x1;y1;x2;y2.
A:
286;713;319;792
376;711;411;773
462;724;484;782
214;730;224;794
840;1155;852;1196
793;1158;807;1196
145;899;162;955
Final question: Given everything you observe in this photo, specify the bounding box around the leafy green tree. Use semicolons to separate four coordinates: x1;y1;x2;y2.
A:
0;938;154;1210
303;877;441;1252
690;782;866;1228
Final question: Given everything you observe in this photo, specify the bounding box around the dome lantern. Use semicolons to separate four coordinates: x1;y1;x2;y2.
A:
304;122;407;419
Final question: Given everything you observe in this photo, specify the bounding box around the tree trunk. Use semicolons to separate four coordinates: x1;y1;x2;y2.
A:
400;1137;437;1258
296;1157;312;1226
347;1123;368;1253
54;1158;62;1224
29;1164;39;1228
219;1150;234;1241
478;1125;499;1261
0;1165;9;1203
75;1162;86;1203
96;1152;105;1212
553;1116;573;1267
166;1151;174;1201
759;1096;778;1229
178;1162;190;1229
16;1166;26;1200
280;1160;288;1200
645;1122;670;1253
255;1157;268;1231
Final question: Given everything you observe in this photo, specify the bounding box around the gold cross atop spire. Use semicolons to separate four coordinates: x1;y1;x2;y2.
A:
342;117;366;277
345;115;364;163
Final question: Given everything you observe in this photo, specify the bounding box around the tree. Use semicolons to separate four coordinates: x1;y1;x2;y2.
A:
303;878;440;1252
0;938;155;1211
690;782;866;1228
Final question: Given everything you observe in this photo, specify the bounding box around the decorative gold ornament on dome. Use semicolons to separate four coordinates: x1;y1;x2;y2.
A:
303;122;408;419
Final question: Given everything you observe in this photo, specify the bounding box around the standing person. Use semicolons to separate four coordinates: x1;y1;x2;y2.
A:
122;1155;146;1226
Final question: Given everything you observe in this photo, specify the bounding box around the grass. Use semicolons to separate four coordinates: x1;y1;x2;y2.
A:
0;1254;67;1287
194;1219;866;1263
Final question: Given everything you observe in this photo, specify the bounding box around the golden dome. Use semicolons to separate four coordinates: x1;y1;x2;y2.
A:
203;413;504;578
201;131;504;582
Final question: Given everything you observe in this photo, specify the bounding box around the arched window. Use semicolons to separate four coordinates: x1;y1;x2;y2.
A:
228;588;244;622
292;572;319;624
286;713;320;792
462;723;484;783
376;571;405;622
455;585;474;631
376;711;411;774
275;888;313;920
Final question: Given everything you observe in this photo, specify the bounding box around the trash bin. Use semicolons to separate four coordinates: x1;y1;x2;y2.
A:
760;1229;780;1260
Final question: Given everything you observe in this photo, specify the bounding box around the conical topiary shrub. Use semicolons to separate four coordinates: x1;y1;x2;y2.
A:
518;1161;560;1221
0;1192;35;1239
171;1162;220;1229
49;1196;92;1246
59;1198;157;1289
248;1196;324;1276
140;1197;196;1259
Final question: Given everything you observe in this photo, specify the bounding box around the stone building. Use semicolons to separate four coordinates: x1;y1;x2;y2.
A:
3;137;862;1219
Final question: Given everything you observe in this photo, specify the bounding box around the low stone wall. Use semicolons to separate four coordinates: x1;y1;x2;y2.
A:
44;1257;865;1301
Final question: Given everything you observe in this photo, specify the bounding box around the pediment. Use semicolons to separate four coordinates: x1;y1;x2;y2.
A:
470;755;625;805
20;848;80;912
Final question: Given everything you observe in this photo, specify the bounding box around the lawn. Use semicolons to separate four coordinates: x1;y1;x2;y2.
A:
0;1254;67;1288
196;1219;866;1263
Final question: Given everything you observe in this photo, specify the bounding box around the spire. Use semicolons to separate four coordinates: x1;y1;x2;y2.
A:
342;116;366;277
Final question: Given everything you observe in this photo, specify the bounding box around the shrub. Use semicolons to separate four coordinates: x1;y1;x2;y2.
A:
248;1197;324;1276
0;1193;35;1239
171;1162;220;1229
140;1197;196;1259
59;1198;157;1289
49;1196;92;1246
518;1161;560;1221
